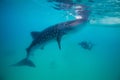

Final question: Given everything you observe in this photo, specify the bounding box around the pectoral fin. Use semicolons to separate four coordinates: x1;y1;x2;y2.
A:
57;35;62;50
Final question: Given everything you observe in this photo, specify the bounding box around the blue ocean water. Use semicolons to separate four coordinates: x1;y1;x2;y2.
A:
0;0;120;80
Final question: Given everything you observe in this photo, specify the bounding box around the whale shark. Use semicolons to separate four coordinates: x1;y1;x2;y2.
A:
12;17;88;67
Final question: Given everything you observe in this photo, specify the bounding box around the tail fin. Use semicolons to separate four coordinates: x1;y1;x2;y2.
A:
11;58;35;67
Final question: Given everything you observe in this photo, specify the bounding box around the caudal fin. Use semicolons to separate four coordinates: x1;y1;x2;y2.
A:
11;58;35;67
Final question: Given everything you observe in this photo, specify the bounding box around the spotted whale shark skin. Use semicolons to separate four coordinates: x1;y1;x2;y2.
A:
12;18;88;67
26;18;87;54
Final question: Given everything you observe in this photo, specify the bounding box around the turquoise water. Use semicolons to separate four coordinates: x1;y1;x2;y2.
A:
0;0;120;80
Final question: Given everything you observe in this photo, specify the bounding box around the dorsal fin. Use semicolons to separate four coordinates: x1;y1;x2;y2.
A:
31;31;41;39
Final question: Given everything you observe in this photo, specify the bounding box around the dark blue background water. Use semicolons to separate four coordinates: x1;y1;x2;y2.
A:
0;0;120;80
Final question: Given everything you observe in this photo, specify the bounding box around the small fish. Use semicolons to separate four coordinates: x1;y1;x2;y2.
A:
79;41;94;50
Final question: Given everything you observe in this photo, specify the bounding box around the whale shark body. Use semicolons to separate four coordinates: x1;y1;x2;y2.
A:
12;18;88;67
